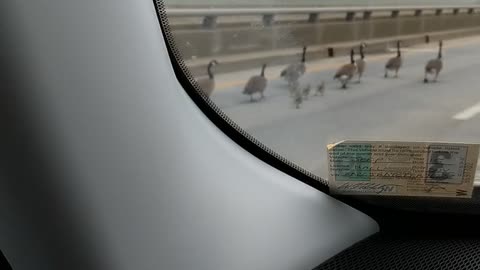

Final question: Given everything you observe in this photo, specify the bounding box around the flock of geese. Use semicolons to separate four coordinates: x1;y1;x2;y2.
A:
196;39;444;109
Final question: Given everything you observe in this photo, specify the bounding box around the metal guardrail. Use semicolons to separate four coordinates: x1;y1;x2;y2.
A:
166;5;480;28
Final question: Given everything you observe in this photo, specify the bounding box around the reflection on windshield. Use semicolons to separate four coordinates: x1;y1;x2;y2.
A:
165;1;480;183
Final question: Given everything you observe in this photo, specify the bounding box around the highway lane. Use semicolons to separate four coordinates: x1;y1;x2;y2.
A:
209;36;480;180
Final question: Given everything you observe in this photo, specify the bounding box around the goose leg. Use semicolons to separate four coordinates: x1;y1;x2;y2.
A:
260;92;265;100
250;95;254;102
424;71;429;83
384;70;388;78
434;72;439;82
395;69;399;78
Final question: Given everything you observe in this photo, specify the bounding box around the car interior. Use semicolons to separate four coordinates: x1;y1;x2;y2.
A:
3;0;480;269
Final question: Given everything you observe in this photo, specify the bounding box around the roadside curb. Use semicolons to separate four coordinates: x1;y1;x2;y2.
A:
186;27;480;77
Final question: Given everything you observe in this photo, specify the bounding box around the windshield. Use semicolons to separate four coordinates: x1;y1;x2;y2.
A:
163;0;480;188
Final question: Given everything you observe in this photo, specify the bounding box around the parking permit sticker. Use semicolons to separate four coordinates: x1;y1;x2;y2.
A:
327;141;480;198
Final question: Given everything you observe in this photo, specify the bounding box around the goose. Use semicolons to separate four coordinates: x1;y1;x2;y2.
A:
281;46;307;87
334;49;357;89
243;64;268;102
196;60;218;97
356;43;367;83
315;81;326;96
424;40;443;83
294;88;303;109
289;80;303;109
385;41;402;78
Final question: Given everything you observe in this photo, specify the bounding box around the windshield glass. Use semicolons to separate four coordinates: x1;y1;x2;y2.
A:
163;0;480;186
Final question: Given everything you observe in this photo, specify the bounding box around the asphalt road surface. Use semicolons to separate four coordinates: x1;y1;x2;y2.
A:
209;36;480;181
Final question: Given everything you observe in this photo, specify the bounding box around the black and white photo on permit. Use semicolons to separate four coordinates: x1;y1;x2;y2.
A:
428;151;453;181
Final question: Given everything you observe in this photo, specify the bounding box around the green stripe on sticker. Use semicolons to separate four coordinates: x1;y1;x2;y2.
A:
332;143;372;181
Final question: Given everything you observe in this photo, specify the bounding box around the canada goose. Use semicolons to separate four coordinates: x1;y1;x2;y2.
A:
294;89;303;109
281;46;307;87
243;64;268;102
424;41;443;83
315;81;326;96
196;60;218;97
289;81;303;109
385;41;402;78
334;49;357;89
356;43;367;82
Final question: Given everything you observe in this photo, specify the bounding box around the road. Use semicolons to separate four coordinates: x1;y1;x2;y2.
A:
209;36;480;181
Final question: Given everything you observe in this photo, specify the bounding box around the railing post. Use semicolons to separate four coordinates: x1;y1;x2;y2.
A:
391;10;399;18
435;9;443;16
453;8;459;15
346;12;355;21
363;11;372;20
327;47;335;58
262;14;274;26
202;15;217;29
414;10;422;16
468;8;475;14
308;13;319;23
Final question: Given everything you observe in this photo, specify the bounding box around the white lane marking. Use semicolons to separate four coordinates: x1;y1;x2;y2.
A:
453;101;480;120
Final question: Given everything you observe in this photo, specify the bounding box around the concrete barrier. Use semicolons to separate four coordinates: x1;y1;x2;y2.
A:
165;7;480;75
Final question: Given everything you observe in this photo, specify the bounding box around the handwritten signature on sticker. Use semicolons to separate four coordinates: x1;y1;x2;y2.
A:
336;183;402;194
